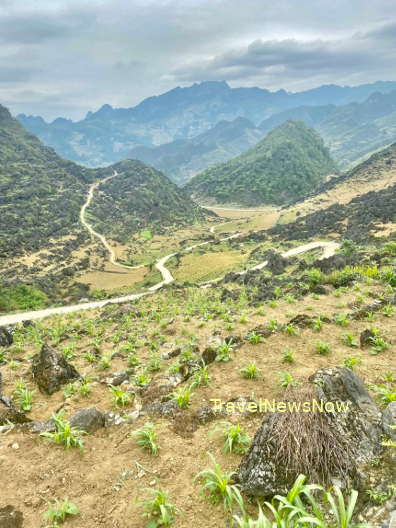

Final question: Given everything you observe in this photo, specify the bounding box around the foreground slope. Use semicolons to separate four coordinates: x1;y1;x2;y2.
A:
185;121;337;206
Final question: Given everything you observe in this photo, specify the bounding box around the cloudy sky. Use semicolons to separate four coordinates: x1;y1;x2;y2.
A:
1;0;395;121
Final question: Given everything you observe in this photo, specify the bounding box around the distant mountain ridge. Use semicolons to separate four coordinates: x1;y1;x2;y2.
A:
185;120;338;206
17;80;396;168
129;116;263;185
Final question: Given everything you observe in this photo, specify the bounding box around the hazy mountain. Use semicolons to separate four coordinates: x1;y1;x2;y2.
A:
259;90;396;169
185;121;337;206
17;80;396;168
129;117;263;185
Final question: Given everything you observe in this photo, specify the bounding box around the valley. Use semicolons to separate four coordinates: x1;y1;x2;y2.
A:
1;81;396;528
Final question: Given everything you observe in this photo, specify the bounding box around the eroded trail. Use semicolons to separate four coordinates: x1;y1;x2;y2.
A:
80;171;140;271
0;202;340;325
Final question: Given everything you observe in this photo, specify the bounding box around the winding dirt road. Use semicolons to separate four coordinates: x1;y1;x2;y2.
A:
0;178;340;326
80;171;142;271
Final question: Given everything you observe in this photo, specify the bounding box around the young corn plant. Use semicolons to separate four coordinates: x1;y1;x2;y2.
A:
284;323;299;337
342;333;359;348
190;366;210;388
132;422;159;456
240;362;260;380
43;498;79;526
211;422;251;455
315;341;332;356
247;332;263;345
342;356;361;370
171;386;193;408
110;385;133;408
140;488;178;527
282;349;295;364
13;380;34;411
370;337;390;355
277;371;299;389
215;342;233;362
195;453;240;511
41;412;86;450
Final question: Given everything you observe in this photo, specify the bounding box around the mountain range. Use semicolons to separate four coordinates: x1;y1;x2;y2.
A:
17;80;396;172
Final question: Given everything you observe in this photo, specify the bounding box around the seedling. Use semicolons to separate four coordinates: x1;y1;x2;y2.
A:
282;349;295;364
315;341;332;355
43;498;79;525
195;453;240;511
171;386;193;408
240;362;260;380
211;422;251;454
41;412;85;450
132;422;159;455
110;385;133;408
140;488;177;526
277;371;299;388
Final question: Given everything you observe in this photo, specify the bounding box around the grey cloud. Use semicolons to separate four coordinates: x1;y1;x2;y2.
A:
0;0;395;120
171;22;396;86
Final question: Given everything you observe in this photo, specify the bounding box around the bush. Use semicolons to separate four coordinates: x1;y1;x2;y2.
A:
0;284;48;312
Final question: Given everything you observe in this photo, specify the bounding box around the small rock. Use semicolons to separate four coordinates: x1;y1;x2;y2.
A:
360;328;377;348
103;370;131;386
103;412;127;427
70;408;105;433
0;505;23;527
0;326;14;347
31;343;80;395
201;347;217;365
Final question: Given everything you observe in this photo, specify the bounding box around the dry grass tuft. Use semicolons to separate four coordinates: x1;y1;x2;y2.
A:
267;387;355;485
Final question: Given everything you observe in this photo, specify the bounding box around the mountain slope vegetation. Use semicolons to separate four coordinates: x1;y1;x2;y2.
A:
0;104;93;258
185;121;337;206
273;142;396;242
259;90;396;169
17;80;396;167
88;159;208;243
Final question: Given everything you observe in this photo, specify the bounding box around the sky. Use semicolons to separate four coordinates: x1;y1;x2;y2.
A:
1;0;395;121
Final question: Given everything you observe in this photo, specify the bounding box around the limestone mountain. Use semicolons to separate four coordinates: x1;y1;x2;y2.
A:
87;159;208;244
0;104;92;258
184;121;338;206
259;90;396;169
17;80;396;168
129;117;263;185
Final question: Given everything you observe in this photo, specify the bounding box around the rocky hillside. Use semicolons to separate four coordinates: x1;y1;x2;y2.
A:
87;159;208;243
17;80;396;167
129;117;263;185
0;104;93;258
185;121;337;206
272;143;396;242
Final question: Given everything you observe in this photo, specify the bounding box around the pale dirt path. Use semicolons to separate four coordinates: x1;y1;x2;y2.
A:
80;171;142;271
0;194;340;326
201;240;340;286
